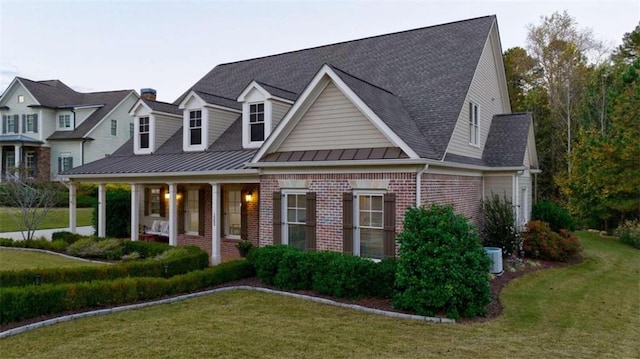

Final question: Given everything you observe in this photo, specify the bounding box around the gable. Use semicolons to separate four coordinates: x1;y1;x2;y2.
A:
0;80;38;108
445;22;510;159
277;81;393;152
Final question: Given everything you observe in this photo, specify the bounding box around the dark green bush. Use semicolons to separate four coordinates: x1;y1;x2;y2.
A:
312;253;379;299
273;248;323;290
522;221;583;262
393;204;491;319
531;201;576;232
482;193;522;256
0;260;254;324
93;186;131;238
616;220;640;249
66;238;124;260
0;238;68;252
248;245;299;285
76;195;96;208
124;240;171;258
51;231;85;245
0;244;209;288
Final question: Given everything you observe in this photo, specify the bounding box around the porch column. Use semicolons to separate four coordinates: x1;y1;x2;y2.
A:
130;183;139;241
14;144;21;177
211;182;221;265
168;183;178;246
69;182;77;233
97;183;106;237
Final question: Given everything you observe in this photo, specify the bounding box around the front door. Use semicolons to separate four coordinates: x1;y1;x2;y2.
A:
224;188;241;238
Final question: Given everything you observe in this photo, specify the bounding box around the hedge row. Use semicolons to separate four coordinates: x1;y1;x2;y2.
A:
0;245;209;288
0;238;68;252
248;245;397;299
0;259;255;324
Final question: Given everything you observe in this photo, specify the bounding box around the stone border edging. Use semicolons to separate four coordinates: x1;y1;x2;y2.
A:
0;246;112;265
0;286;453;339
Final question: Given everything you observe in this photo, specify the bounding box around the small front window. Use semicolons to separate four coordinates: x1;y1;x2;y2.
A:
249;103;265;142
17;95;24;103
6;115;18;133
26;114;37;132
357;194;384;259
110;119;117;136
59;154;73;173
185;189;199;234
150;188;161;216
283;193;307;250
139;117;150;149
59;114;71;129
189;110;202;145
25;151;36;177
469;102;479;146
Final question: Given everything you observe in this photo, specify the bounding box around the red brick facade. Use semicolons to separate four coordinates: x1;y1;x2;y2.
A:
421;173;483;227
36;147;50;181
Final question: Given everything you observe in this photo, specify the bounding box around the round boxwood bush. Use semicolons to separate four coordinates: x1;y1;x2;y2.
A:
531;201;576;232
393;204;491;319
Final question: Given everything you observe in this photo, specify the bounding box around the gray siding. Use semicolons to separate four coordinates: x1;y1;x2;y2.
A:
485;175;512;201
447;30;509;158
523;142;530;168
154;114;182;151
278;82;392;151
84;93;137;163
0;84;40;137
517;172;532;225
74;107;98;127
271;100;291;130
207;107;239;147
50;141;82;178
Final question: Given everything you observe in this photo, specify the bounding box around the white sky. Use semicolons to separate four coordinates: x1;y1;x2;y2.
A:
1;0;638;102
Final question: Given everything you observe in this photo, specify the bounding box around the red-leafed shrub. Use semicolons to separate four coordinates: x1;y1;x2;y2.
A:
523;221;582;262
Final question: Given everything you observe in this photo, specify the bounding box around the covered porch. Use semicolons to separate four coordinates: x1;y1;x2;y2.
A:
0;135;48;181
67;179;259;265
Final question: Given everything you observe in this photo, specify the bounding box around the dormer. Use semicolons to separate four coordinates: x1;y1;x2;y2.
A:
237;81;294;149
129;97;182;155
178;91;208;152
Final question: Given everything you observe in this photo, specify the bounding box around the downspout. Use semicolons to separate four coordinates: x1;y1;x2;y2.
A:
415;164;429;207
71;108;76;129
81;139;86;165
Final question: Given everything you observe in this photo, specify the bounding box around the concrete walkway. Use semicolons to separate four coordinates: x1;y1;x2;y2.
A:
0;226;94;241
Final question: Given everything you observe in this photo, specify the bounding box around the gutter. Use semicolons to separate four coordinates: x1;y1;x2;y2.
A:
415;164;428;207
60;168;260;181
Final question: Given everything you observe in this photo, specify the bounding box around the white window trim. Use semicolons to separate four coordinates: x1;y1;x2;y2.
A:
25;114;37;133
134;115;154;154
242;100;272;149
183;108;207;151
110;119;117;136
469;102;480;147
352;190;385;259
17;95;24;103
184;188;199;235
281;189;308;246
58;114;72;130
59;152;73;173
224;187;242;239
149;187;161;217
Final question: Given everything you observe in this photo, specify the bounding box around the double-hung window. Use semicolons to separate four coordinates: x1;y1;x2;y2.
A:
356;194;385;259
185;189;199;235
469;102;479;146
25;114;38;133
139;117;150;149
249;103;265;142
58;153;73;173
110;119;117;136
2;115;19;134
25;151;36;177
59;114;71;129
283;192;307;250
189;110;202;145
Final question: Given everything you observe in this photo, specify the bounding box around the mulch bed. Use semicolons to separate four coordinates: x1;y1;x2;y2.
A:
0;256;582;332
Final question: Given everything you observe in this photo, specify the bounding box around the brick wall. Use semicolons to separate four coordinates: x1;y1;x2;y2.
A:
259;173;415;254
421;173;483;226
36;147;50;181
244;183;260;247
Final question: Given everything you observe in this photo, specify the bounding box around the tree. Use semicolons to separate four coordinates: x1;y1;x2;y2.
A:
613;23;640;64
0;169;65;240
503;46;539;110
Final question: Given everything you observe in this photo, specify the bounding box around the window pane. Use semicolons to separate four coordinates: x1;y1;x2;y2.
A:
359;195;370;210
250;123;264;142
190;128;202;145
359;211;370;226
256;113;264;122
287;194;296;207
371;196;383;210
371;212;383;228
288;224;306;250
257;103;264;112
360;228;384;259
140;133;149;148
297;209;306;223
287;209;297;222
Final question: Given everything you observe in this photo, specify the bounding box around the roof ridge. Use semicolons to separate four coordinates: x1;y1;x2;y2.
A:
216;15;495;68
194;89;238;102
329;64;395;95
255;81;297;94
143;98;178;106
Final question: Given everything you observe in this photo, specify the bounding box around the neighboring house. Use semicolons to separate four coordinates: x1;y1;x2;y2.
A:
0;77;139;181
63;16;539;264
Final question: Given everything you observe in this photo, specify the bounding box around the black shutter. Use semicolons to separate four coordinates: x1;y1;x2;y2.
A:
33;114;38;133
144;188;150;216
69;157;73;169
306;192;317;251
272;191;281;245
58;157;62;173
383;193;397;258
159;186;167;218
13;115;18;133
198;188;206;236
240;189;248;241
343;192;354;254
22;114;26;133
2;115;6;134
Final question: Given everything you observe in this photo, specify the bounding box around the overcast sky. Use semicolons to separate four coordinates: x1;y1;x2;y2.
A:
1;0;638;102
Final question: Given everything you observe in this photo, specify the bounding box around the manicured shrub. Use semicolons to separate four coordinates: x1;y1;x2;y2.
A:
393;204;491;319
312;253;379;299
66;238;124;260
615;220;640;249
531;201;576;232
0;260;254;324
93;186;131;238
123;240;171;258
522;221;583;262
482;193;522;256
51;231;84;245
273;249;323;290
0;237;68;252
248;245;299;285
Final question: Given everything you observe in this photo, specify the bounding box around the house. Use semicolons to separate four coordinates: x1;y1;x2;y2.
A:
0;77;139;181
62;15;539;264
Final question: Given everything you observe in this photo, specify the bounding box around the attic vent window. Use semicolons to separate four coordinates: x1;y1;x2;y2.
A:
139;117;150;149
249;103;265;142
189;110;202;145
469;102;479;146
17;95;24;103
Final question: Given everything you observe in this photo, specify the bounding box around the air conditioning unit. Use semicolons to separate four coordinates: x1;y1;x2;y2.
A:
484;247;503;275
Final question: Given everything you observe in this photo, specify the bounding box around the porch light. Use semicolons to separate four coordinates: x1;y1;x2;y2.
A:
164;193;170;199
245;192;253;202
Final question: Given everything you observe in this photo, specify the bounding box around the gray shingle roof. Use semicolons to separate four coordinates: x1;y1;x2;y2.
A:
0;134;44;144
176;15;496;160
255;82;298;101
143;98;182;115
194;91;241;110
483;113;532;167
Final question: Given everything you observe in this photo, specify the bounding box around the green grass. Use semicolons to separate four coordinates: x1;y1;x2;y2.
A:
0;207;93;233
1;232;638;358
0;248;104;271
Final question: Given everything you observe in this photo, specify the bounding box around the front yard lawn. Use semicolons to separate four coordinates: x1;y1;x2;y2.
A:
0;207;93;233
1;232;638;358
0;248;105;271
